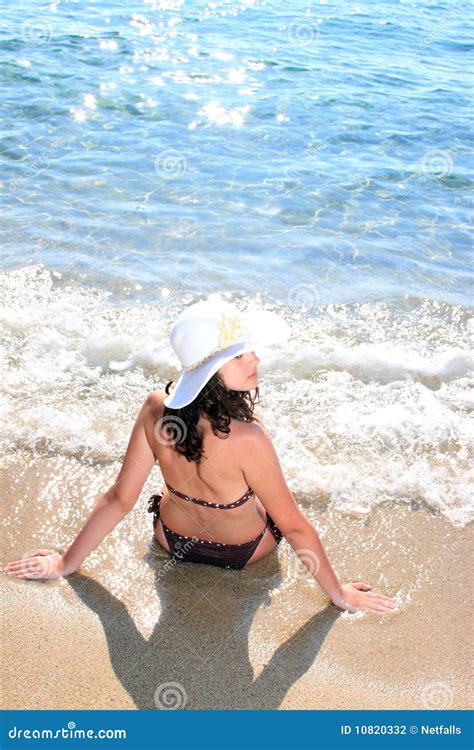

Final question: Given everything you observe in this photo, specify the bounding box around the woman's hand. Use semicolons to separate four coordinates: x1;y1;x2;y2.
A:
3;549;68;581
332;581;398;614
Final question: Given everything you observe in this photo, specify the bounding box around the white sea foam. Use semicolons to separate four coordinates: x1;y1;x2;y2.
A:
1;265;473;527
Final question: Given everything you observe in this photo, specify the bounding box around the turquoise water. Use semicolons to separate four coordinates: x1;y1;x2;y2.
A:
1;0;472;304
1;1;473;527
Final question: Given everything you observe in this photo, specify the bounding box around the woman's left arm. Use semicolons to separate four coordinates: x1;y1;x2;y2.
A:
4;394;158;580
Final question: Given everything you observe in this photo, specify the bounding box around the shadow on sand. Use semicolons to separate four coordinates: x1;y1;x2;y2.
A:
67;539;340;709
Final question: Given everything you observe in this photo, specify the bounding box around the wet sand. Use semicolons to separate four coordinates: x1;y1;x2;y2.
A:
1;453;472;710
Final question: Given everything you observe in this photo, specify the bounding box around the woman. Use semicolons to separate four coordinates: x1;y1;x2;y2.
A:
4;298;398;615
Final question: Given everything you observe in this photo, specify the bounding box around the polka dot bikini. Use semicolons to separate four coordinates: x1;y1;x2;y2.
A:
147;482;283;570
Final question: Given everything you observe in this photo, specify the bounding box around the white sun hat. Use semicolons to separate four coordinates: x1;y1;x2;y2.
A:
163;298;290;409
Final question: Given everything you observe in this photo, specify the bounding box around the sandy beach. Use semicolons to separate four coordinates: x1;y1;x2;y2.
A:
2;0;473;722
1;451;471;711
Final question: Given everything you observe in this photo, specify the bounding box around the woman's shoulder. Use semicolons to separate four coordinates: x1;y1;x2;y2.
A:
145;389;166;418
232;415;270;442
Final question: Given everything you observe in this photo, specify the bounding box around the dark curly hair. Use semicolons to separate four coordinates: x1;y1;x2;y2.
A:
162;369;260;463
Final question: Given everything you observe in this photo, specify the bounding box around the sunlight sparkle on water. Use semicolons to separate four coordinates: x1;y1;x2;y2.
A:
129;14;155;35
100;39;119;51
83;94;97;109
70;108;88;123
227;68;246;84
210;50;234;61
197;101;251;127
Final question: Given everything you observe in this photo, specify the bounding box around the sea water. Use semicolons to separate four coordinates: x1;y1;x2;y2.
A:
1;0;472;528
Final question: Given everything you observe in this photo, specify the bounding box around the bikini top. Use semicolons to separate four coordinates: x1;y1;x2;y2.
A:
164;481;254;509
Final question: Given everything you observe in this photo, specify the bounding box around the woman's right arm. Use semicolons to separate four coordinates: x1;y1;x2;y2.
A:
240;423;398;614
4;394;158;580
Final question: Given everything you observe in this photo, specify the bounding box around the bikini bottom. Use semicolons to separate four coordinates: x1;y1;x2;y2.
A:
147;493;283;570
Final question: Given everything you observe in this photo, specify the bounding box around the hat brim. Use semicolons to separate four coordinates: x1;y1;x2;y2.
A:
163;309;289;409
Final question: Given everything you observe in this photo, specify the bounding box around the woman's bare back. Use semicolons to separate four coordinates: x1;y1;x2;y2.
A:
144;391;273;548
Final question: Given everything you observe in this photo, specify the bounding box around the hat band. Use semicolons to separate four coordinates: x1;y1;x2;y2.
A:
180;344;228;372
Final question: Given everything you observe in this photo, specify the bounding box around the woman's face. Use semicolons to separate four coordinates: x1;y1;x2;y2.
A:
218;350;260;392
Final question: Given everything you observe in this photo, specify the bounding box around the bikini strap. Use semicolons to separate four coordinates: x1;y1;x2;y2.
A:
165;482;254;509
